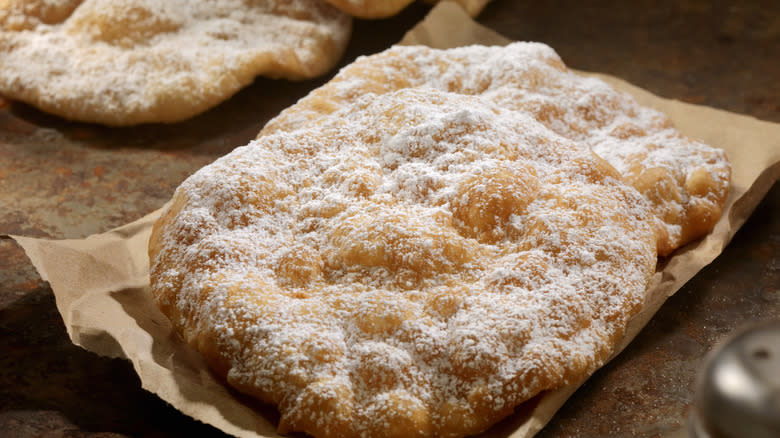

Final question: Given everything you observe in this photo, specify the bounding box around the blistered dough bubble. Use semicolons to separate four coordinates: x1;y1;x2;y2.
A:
451;162;540;243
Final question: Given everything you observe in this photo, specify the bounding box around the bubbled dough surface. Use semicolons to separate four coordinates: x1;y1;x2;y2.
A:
0;0;351;125
149;85;658;438
263;43;731;256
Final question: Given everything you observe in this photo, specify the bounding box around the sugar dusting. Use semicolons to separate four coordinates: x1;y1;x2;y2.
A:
0;0;351;125
151;69;660;437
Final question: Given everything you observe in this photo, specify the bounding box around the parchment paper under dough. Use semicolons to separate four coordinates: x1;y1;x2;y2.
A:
8;3;780;438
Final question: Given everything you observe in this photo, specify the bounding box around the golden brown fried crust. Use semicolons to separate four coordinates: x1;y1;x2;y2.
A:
0;0;81;30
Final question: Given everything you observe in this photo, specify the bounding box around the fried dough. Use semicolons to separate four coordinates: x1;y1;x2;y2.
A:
150;86;658;438
0;0;351;125
149;42;731;438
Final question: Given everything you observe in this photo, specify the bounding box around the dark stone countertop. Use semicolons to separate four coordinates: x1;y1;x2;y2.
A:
1;1;778;437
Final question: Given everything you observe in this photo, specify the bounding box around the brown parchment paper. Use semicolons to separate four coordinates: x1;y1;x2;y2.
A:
9;3;780;438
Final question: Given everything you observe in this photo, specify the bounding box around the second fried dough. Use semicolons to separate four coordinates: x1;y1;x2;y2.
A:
262;43;731;255
0;0;351;125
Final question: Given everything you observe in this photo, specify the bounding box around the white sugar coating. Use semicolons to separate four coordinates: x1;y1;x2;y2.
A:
150;84;659;438
263;42;730;256
0;0;351;125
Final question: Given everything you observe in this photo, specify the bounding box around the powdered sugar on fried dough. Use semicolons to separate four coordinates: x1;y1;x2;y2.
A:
149;87;658;438
0;0;351;125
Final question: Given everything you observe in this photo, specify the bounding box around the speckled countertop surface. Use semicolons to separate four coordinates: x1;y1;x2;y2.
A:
1;1;778;437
